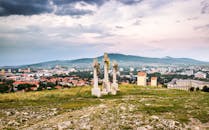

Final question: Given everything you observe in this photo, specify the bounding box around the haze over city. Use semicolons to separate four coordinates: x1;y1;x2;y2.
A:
0;0;209;66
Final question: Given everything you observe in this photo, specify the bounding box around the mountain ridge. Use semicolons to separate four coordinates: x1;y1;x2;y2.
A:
1;53;208;68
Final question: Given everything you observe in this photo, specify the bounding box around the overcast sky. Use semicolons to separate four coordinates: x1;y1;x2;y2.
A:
0;0;209;66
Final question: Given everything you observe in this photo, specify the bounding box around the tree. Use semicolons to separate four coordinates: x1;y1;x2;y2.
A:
0;84;9;93
5;80;14;92
207;74;209;78
46;82;56;89
39;81;47;89
5;80;14;85
55;80;58;85
17;84;36;91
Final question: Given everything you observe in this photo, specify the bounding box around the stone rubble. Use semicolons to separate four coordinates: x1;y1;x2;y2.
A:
1;97;208;130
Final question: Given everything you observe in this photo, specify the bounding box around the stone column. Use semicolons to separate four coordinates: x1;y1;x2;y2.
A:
104;60;108;83
111;61;119;95
113;67;117;84
102;53;111;94
93;67;98;88
91;59;101;97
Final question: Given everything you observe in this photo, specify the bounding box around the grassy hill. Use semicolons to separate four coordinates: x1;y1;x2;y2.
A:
0;85;209;129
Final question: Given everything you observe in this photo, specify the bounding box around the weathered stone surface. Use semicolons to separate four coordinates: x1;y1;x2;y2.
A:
57;121;72;130
1;96;208;130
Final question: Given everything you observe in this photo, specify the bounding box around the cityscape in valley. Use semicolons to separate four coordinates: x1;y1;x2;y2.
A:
0;0;209;129
1;53;209;93
1;52;209;129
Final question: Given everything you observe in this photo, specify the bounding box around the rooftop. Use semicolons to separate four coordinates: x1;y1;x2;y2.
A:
138;72;147;76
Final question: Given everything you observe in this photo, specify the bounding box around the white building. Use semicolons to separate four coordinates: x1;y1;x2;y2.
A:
7;69;12;73
151;77;157;86
194;72;207;79
180;70;194;76
119;68;124;72
167;79;209;90
0;69;5;75
130;67;134;72
137;72;147;86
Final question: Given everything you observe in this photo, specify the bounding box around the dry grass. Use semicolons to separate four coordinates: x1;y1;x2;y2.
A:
0;84;208;124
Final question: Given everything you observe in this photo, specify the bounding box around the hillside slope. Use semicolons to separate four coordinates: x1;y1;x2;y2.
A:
0;85;209;129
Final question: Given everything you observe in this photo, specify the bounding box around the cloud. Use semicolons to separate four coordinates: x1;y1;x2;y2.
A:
0;0;52;16
52;0;106;6
194;24;209;31
115;25;124;29
54;4;94;16
0;0;106;16
1;0;209;65
118;0;143;5
201;0;209;14
133;19;142;25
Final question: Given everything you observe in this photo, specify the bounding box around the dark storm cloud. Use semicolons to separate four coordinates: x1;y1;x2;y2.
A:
0;0;52;16
52;0;106;6
0;0;106;16
118;0;143;5
53;0;107;16
54;4;94;16
0;0;147;16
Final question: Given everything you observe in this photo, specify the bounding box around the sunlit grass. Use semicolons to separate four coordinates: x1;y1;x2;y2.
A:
0;86;100;110
117;85;209;123
0;84;208;123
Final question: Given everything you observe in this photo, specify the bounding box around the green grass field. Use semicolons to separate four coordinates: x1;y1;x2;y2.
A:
0;85;209;129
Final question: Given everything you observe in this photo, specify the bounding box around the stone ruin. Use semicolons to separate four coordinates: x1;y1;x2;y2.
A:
91;53;119;97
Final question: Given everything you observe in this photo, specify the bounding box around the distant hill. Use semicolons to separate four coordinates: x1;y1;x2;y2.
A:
2;53;208;69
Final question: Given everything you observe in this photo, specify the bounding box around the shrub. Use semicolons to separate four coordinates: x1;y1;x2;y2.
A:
202;86;209;92
162;84;167;88
37;86;43;91
189;87;194;91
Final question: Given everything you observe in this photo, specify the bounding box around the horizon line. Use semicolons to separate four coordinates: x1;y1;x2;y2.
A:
0;53;208;67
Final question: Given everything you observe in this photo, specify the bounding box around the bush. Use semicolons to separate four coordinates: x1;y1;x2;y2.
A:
189;87;194;91
202;86;209;92
162;84;167;88
37;86;43;91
